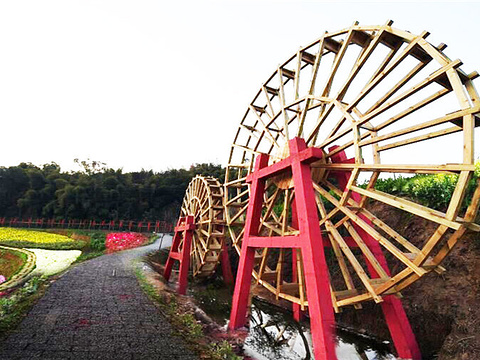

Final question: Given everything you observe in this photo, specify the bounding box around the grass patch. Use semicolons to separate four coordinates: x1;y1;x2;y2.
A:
0;249;27;281
74;250;105;264
0;276;48;339
134;268;241;360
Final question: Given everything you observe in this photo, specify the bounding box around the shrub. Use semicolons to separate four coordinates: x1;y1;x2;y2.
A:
367;161;479;212
89;233;106;251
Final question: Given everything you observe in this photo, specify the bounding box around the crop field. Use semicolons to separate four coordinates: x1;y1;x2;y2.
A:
0;228;83;250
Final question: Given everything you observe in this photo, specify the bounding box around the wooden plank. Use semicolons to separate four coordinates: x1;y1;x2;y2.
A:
464;177;480;223
339;168;360;205
281;68;296;80
343;221;389;278
403;253;444;271
351;29;373;47
295;249;307;310
431;226;467;265
311;162;475;174
346;31;430;111
326;230;358;297
350;185;463;230
358;209;421;254
248;105;281;149
228;203;249;224
225;189;249;206
256;248;269;284
321;24;358;97
301;51;316;65
336;292;373;308
446;68;472;110
359;106;478;147
377;126;461;152
261;85;276;119
373;87;450;131
359;59;463;126
326;221;383;303
294;51;302;101
445;171;472;220
306;102;336;145
366;61;431;114
297;40;325;137
275;249;285;298
324;37;342;53
278;67;290;140
316;184;427;277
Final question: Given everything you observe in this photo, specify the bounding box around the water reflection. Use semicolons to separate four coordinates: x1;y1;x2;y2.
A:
244;297;396;360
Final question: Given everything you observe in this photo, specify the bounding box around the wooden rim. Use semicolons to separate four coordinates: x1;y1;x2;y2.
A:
180;175;225;277
225;21;480;309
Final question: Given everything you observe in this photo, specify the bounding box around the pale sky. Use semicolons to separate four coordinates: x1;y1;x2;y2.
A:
0;0;479;172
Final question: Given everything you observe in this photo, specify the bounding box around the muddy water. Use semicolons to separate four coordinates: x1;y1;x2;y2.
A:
243;298;396;360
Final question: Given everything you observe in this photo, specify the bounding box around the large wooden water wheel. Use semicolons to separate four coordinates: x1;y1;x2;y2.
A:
225;21;480;310
180;175;226;277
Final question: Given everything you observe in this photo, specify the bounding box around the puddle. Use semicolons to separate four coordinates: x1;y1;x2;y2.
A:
243;298;396;360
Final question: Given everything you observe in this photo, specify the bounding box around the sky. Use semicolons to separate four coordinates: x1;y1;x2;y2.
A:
0;0;479;173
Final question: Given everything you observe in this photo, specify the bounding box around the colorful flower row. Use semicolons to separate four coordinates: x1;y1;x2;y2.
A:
105;232;148;252
0;228;75;245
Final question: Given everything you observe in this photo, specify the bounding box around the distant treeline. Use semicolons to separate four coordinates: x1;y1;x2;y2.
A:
0;161;225;222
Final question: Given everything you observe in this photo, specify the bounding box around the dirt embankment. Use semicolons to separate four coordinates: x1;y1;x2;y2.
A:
336;202;480;360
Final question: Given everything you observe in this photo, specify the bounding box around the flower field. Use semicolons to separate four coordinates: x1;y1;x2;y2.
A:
106;232;148;252
0;228;83;250
28;248;81;276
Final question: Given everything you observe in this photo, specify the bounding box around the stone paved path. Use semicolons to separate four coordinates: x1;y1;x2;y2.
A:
0;236;199;360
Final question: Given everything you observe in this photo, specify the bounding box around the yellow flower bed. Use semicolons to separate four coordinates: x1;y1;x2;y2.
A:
0;228;81;250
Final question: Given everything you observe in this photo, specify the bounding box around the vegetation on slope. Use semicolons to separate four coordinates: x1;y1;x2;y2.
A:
370;161;480;211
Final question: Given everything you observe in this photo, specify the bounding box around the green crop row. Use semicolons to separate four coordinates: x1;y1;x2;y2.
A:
368;161;480;211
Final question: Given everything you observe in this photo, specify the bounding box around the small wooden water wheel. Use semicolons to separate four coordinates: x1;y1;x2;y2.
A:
225;21;480;310
180;175;226;277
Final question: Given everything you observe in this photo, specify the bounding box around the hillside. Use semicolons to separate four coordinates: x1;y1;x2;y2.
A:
336;202;479;360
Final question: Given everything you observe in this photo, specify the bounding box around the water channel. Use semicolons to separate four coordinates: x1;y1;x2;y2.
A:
156;235;397;360
243;297;395;360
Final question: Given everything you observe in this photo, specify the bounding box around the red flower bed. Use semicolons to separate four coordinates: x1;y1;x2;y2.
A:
105;232;148;252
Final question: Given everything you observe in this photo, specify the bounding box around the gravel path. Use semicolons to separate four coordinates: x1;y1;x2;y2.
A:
0;235;199;360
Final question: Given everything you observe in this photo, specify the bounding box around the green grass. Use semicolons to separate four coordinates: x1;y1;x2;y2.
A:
74;250;105;264
134;268;241;360
0;276;48;339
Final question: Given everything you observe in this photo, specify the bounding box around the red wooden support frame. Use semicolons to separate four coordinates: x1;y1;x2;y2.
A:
329;146;421;360
164;215;234;293
229;137;421;360
163;216;195;295
229;137;337;360
220;241;234;286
